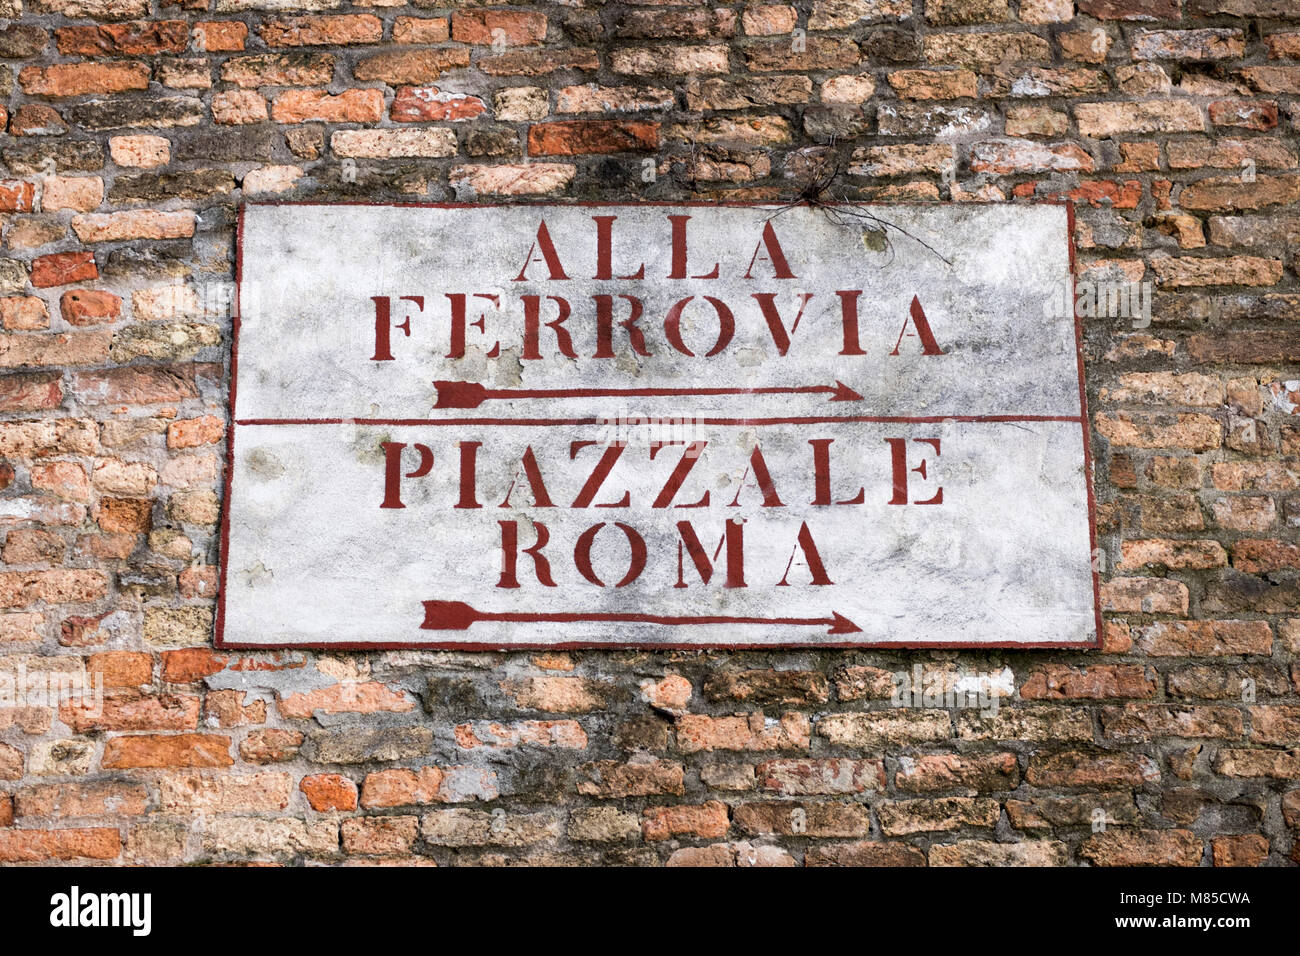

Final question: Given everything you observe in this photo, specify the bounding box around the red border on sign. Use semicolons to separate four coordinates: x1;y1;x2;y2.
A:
216;200;1102;652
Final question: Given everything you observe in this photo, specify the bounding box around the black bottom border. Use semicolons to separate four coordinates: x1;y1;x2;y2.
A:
0;864;1288;942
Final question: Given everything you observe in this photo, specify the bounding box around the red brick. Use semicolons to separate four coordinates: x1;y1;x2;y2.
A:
1180;174;1300;213
391;87;487;123
0;372;62;413
742;37;859;72
0;0;1290;867
1213;496;1276;532
1082;829;1201;866
8;105;65;137
260;14;382;47
528;120;659;156
194;21;246;52
97;497;152;534
239;728;304;764
0;743;20;779
216;92;269;126
888;68;978;100
676;712;810;753
453;720;586;749
1100;704;1244;740
0;25;46;60
72;210;194;243
0;181;35;213
735;800;871;837
72;365;200;405
451;10;547;46
60;290;122;326
88;651;152;688
1283;790;1300;828
220;53;335;88
642;801;729;841
1027;750;1159;787
742;5;798;35
878;796;1002;837
757;758;885;795
360;766;497;807
1098;619;1133;653
19;62;150;98
1137;620;1274;657
102;733;233;769
391;17;449;45
0;330;111;368
930;840;1071;866
805;841;927;866
1209;99;1279;131
1100;577;1189;614
1021;665;1156;700
1240;65;1300;93
615;8;736;40
481;48;601;76
895;753;1019;793
1232;539;1300;573
161;647;225;683
277;681;413;718
834;666;898;701
55;21;189;56
1249;705;1300;745
61;691;201;732
0;827;120;862
12;780;146;816
270;88;385;124
353;49;470;85
179;565;218;599
1201;332;1300;366
1215;748;1300;779
576;759;684;797
449;163;575;196
0;569;106;608
204;689;265;728
641;673;694;712
31;252;97;289
301;773;357;811
1044;179;1143;208
1079;0;1179;16
1118;538;1227;571
0;421;96;457
341;815;419;856
1097;412;1221;451
500;675;608;712
2;528;65;564
60;611;115;647
1212;834;1269;867
1075;100;1204;136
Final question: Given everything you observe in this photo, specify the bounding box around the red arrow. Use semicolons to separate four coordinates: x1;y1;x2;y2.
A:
433;380;863;409
421;600;862;635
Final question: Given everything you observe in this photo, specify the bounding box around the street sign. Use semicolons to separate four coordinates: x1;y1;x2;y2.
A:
219;202;1098;649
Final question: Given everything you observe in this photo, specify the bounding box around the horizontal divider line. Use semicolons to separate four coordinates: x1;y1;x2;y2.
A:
235;415;1087;427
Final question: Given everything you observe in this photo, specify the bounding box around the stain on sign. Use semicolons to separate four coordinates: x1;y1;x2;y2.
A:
220;202;1098;649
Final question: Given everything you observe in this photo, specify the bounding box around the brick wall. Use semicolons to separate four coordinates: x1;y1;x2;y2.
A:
0;0;1297;867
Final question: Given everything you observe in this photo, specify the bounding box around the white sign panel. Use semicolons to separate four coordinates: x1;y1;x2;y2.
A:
219;202;1098;649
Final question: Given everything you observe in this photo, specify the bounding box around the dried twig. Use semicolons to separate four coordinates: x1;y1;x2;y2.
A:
764;148;953;268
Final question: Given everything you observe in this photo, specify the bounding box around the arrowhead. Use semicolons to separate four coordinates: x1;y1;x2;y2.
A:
827;611;862;635
433;380;489;410
420;600;479;630
829;380;864;402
